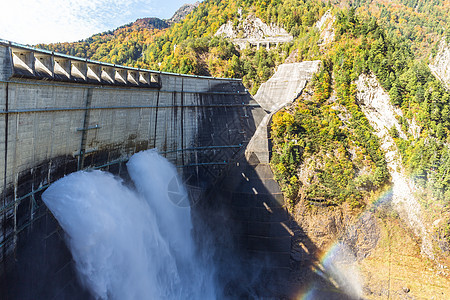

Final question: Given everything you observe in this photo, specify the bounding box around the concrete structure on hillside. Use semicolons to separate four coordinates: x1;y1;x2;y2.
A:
248;61;321;164
215;15;293;50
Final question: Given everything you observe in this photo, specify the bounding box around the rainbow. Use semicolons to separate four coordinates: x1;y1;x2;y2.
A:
293;188;395;299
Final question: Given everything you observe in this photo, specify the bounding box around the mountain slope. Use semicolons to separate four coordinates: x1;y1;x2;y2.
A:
36;18;167;67
35;2;199;67
35;0;450;210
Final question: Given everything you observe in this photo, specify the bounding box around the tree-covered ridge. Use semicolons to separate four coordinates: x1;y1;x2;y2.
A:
341;0;450;58
271;7;450;248
37;19;168;67
337;4;450;243
139;0;328;91
333;9;450;208
271;15;394;208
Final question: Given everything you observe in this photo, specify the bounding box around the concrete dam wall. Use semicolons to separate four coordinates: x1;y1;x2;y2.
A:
0;40;319;298
0;41;271;298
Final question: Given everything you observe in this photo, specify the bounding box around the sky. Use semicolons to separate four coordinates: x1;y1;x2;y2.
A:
0;0;199;45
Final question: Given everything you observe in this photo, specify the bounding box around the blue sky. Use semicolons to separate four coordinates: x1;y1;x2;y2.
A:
0;0;199;45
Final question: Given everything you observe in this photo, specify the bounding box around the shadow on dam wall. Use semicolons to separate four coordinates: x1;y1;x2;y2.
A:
0;88;355;299
195;152;358;299
0;159;358;299
1;163;358;299
0;77;262;298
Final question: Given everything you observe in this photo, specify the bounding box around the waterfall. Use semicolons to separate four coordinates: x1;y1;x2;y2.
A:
42;149;216;300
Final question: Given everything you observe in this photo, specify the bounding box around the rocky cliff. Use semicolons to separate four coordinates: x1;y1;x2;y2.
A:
430;38;450;89
167;2;200;24
315;10;335;48
286;73;450;299
356;73;433;259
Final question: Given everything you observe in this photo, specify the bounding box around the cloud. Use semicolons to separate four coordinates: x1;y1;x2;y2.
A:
0;0;158;44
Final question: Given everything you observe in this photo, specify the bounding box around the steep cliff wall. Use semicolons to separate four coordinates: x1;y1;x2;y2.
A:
286;73;450;299
356;73;433;258
315;9;335;48
430;38;450;89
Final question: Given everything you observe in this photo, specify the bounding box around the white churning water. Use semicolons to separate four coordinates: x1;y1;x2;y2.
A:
42;149;216;300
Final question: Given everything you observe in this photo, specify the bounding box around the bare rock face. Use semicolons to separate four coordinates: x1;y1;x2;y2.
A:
356;73;407;139
315;10;335;47
215;14;293;49
356;73;420;139
217;14;290;39
134;2;199;29
167;2;200;24
357;73;435;259
429;38;450;89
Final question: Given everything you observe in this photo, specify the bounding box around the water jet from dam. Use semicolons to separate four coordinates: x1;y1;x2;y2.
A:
42;149;216;300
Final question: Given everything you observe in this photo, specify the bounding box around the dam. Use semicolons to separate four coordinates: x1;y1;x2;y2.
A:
0;40;319;298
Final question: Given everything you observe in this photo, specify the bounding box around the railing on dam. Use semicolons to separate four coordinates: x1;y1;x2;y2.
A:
0;39;242;88
0;40;161;88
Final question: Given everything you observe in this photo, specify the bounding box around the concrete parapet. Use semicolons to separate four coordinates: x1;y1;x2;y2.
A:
0;41;162;88
0;46;12;80
54;57;70;80
0;40;243;90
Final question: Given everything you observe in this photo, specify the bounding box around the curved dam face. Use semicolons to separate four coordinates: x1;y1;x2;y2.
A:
0;41;320;298
0;42;267;298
